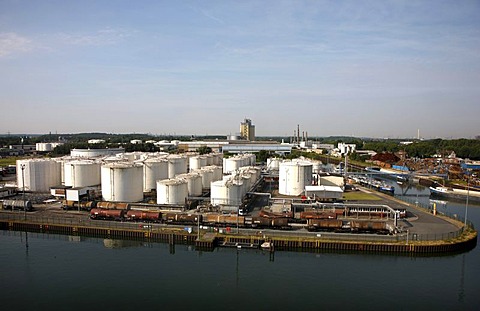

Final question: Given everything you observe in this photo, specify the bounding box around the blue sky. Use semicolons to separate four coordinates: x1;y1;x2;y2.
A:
1;0;479;139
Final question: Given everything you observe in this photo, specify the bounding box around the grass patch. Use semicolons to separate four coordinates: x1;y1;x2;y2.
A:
0;157;20;166
343;191;382;201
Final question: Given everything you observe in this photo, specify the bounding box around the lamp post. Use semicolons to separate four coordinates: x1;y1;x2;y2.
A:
21;164;26;220
464;169;471;228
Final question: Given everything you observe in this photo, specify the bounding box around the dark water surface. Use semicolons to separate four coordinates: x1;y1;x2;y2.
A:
1;183;480;311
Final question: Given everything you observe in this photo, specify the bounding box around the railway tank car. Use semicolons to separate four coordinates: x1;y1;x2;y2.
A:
90;208;125;221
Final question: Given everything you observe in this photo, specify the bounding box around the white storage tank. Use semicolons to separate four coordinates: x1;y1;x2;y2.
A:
36;143;52;152
17;158;62;192
157;178;188;205
211;153;223;166
204;165;223;182
189;156;207;172
167;155;188;178
101;163;143;202
176;173;203;197
267;158;281;171
64;160;101;188
143;158;169;192
279;160;313;196
124;152;146;161
198;168;214;189
246;154;256;166
223;157;243;174
210;178;243;207
241;173;252;192
204;154;214;165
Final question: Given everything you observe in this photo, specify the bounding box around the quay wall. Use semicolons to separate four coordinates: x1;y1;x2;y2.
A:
1;216;476;255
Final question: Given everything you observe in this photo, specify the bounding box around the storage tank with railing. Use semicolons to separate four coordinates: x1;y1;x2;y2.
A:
16;158;62;192
279;160;313;196
64;160;101;188
197;167;214;189
101;163;143;202
189;156;207;172
210;178;244;207
143;158;169;192
156;178;188;205
176;173;203;197
267;158;281;171
167;155;188;178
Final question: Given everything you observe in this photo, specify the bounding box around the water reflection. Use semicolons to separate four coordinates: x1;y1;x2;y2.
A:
103;239;145;249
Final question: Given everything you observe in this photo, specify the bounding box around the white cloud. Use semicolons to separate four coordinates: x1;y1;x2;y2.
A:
0;32;32;57
54;28;132;46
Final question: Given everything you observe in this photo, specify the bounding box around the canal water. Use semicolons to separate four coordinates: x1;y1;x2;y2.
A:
1;182;479;310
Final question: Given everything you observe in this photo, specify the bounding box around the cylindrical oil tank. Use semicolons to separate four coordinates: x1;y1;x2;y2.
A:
248;167;261;183
1;199;33;211
189;156;207;172
203;165;223;182
279;160;313;196
198;167;214;189
210;178;244;207
156;178;188;205
16;158;62;192
124;152;147;161
211;153;223;166
223;157;243;174
176;173;203;197
167;155;188;178
204;154;214;165
64;160;101;187
241;173;252;192
143;158;169;192
101;163;143;202
245;154;256;166
267;158;281;171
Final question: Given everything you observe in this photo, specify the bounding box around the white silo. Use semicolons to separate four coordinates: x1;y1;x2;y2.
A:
124;152;146;162
245;154;256;166
204;165;223;182
223;157;243;174
189;156;207;172
156;178;188;205
267;158;281;171
204;154;214;165
143;158;169;192
241;173;252;192
17;158;61;192
167;155;188;178
176;173;203;197
101;163;143;202
210;153;222;166
198;167;215;189
279;160;313;196
64;160;101;187
210;178;243;207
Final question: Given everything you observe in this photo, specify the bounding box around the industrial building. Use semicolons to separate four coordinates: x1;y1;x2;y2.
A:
240;118;255;141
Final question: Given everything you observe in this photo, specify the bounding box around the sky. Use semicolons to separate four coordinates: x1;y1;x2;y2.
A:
0;0;479;139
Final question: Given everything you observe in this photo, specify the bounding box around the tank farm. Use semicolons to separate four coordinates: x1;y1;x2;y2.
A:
1;154;477;255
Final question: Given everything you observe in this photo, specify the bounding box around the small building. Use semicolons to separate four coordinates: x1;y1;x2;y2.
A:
305;185;343;201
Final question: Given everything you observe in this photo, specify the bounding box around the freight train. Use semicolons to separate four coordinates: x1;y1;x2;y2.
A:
89;206;392;234
89;208;291;230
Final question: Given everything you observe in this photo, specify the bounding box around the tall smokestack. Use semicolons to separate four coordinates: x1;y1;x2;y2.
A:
297;124;300;144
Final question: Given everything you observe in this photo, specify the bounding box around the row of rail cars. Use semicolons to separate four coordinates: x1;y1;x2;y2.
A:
87;201;396;234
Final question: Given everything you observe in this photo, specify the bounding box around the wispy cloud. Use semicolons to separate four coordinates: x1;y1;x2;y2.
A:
0;32;32;57
54;28;133;46
199;8;225;25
